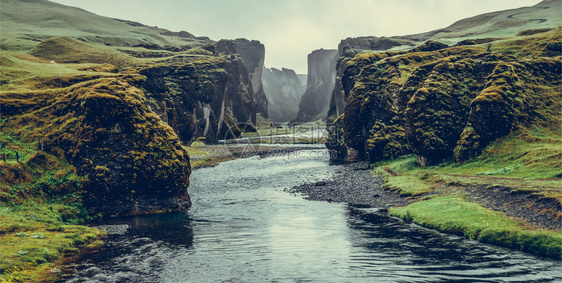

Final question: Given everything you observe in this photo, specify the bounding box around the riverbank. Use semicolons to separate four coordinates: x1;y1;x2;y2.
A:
289;157;562;259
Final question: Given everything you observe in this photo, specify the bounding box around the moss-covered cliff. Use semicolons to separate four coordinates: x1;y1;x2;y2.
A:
139;56;256;144
0;0;269;217
327;28;562;166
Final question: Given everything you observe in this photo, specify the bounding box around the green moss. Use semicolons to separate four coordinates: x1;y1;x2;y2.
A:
1;75;191;215
390;196;562;259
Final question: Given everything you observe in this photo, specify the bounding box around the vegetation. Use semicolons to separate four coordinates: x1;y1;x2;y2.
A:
372;125;562;258
0;132;104;282
390;196;561;259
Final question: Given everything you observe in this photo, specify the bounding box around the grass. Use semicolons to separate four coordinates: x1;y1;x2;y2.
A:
0;203;104;282
0;52;117;92
0;132;103;282
373;126;562;200
372;155;436;196
375;125;562;259
184;143;236;169
389;196;562;259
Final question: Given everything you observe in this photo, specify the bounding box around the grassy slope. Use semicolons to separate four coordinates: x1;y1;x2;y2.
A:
403;0;562;44
0;0;207;52
375;126;561;258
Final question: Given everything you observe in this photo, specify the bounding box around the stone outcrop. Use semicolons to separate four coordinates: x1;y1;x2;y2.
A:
293;49;338;123
262;67;305;122
326;37;416;123
326;28;562;166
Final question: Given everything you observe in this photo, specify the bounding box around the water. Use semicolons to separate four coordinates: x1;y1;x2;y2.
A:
66;150;562;282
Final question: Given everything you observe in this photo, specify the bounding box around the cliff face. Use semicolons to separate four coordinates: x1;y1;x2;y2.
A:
216;39;268;119
293;49;338;123
262;67;305;122
140;55;256;144
327;37;417;123
327;29;562;166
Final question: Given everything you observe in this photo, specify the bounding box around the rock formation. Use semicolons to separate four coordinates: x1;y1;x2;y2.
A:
262;67;305;122
326;28;561;166
140;56;256;144
1;75;192;216
293;49;338;123
216;39;268;119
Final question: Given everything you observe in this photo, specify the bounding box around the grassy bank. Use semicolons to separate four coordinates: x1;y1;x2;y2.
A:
375;127;562;259
390;196;561;259
0;132;104;282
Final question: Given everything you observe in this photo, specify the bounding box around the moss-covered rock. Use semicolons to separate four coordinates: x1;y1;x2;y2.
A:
405;57;491;165
329;29;561;166
454;58;562;161
1;76;191;216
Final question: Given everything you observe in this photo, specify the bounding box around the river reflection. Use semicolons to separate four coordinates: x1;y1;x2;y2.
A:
66;151;562;282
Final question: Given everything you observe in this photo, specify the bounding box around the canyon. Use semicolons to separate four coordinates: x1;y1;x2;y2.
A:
0;0;561;281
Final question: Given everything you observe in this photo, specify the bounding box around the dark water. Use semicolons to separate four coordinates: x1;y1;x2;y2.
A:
66;150;562;282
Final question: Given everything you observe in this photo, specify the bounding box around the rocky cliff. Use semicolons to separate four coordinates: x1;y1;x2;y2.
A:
327;37;416;123
327;28;561;165
293;49;338;123
262;67;305;122
216;39;268;119
140;55;256;144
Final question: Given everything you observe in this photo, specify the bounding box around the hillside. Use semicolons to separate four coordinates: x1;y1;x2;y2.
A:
0;0;209;51
404;0;562;43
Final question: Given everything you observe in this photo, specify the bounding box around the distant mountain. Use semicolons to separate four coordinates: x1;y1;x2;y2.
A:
292;49;338;123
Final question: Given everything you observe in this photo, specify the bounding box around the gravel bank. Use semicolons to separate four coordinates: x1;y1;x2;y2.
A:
289;161;561;232
287;162;410;209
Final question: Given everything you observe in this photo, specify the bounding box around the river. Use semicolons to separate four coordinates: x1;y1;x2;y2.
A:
65;149;561;282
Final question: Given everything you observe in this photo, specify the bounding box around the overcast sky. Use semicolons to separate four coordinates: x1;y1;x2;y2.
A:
51;0;542;74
